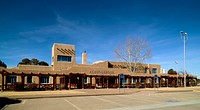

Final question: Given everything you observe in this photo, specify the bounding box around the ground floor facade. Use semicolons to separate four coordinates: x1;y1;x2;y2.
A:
0;70;197;91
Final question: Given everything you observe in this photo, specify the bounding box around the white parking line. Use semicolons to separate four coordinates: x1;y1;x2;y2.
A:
64;99;82;110
118;94;166;104
22;100;26;104
92;96;126;107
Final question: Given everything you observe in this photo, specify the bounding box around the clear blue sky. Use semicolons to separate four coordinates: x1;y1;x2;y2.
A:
0;0;200;78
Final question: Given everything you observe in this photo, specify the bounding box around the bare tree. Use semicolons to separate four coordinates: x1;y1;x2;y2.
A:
114;37;151;73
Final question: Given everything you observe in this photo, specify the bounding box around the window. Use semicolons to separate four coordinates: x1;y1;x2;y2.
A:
131;78;137;84
145;68;148;73
131;78;134;84
84;77;87;84
40;76;49;83
154;78;158;84
122;78;126;84
27;76;32;83
141;78;145;83
57;55;72;62
152;68;157;74
7;76;17;83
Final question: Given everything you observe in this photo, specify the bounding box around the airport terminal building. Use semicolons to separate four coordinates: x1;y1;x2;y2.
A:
0;43;197;91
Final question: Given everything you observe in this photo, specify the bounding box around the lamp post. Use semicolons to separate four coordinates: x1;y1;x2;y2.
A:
175;61;178;86
180;31;188;87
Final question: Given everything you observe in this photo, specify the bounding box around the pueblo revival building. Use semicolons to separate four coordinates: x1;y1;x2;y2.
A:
0;43;198;91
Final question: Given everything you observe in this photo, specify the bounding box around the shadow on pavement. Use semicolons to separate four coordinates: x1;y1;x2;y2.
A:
0;97;21;109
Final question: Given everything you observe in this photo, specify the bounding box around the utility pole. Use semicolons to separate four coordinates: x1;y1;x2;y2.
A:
180;31;188;87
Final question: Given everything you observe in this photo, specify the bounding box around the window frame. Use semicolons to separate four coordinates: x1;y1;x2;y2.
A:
7;76;17;83
57;55;72;62
152;68;157;74
40;76;50;84
27;76;32;83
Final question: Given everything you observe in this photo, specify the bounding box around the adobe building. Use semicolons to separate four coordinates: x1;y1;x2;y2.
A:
0;43;198;91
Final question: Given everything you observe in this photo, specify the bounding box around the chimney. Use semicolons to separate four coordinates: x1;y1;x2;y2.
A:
82;51;87;64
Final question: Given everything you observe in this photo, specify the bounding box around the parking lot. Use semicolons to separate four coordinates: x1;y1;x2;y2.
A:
3;90;200;110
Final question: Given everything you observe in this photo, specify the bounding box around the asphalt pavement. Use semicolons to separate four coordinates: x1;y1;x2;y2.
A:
2;89;200;110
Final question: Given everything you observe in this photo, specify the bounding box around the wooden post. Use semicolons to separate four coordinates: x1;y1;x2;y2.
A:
118;75;120;88
5;75;7;90
82;76;84;89
159;77;162;87
102;77;104;88
38;75;41;89
152;77;154;88
64;76;68;89
196;78;198;86
144;77;146;88
68;76;71;90
90;76;92;89
116;77;118;87
63;76;65;89
106;77;109;89
137;77;139;88
1;74;4;91
53;76;56;90
21;75;25;91
95;76;97;89
166;78;169;87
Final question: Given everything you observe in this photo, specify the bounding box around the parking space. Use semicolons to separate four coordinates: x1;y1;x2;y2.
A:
4;91;200;110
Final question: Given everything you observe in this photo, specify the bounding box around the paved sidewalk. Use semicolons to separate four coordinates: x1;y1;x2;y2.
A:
0;87;199;99
0;88;138;99
141;86;200;92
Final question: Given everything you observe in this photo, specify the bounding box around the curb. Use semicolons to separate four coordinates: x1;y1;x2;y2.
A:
7;91;139;99
156;90;193;93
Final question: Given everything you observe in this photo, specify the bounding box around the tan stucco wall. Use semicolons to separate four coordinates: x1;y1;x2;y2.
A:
52;43;76;70
18;65;52;71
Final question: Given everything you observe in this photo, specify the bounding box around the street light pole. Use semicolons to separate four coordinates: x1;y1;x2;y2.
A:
180;31;188;87
175;61;178;86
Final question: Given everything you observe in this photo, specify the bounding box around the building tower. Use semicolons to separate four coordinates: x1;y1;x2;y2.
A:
52;43;76;70
82;51;87;64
